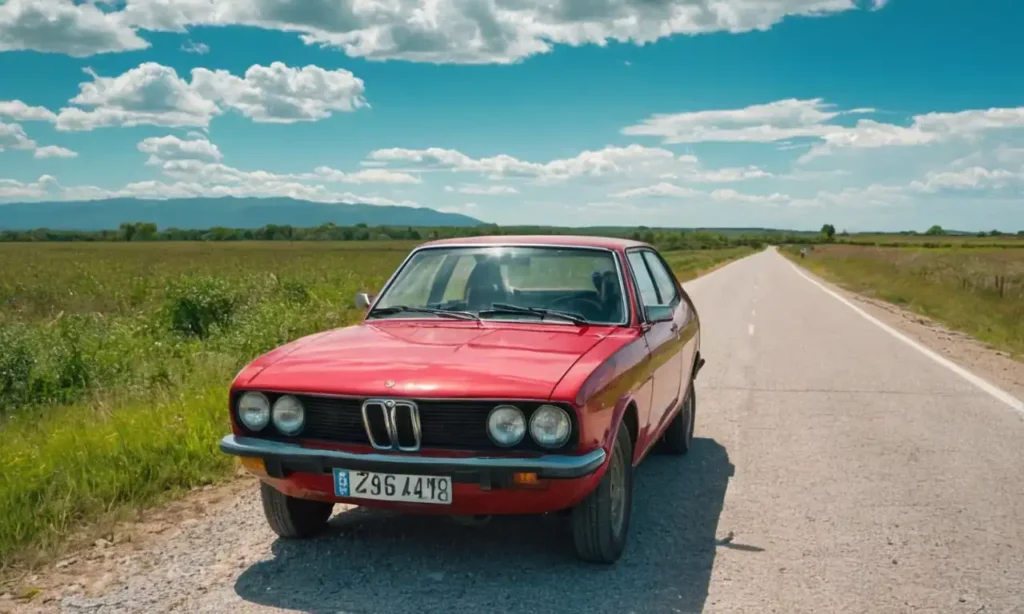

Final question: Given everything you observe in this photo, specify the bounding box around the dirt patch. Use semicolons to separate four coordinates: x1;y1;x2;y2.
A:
0;473;257;613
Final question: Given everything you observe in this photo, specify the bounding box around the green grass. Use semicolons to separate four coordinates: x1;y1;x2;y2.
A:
0;241;754;569
785;245;1024;359
663;246;755;282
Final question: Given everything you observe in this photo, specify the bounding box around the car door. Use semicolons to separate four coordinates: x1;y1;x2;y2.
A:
625;249;685;437
642;250;699;399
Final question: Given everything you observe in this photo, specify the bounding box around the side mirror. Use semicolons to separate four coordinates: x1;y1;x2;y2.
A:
355;292;374;311
644;305;674;324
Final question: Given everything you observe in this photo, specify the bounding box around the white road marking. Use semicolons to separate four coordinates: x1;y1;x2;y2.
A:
748;324;755;336
788;261;1024;415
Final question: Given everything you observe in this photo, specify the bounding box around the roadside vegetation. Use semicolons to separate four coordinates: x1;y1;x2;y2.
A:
785;245;1024;359
0;240;753;570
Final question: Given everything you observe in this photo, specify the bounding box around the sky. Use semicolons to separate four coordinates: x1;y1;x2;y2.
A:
0;0;1022;232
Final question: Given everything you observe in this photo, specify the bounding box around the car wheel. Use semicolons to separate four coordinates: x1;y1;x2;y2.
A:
260;481;334;538
662;381;695;455
571;423;633;564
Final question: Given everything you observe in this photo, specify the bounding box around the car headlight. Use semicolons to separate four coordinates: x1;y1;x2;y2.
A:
529;405;571;448
272;395;305;435
487;405;526;447
238;391;271;431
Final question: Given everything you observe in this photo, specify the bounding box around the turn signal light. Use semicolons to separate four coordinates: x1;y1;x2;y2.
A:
239;457;266;476
513;472;539;485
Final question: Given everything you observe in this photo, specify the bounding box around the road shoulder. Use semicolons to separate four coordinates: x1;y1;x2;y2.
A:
787;256;1024;405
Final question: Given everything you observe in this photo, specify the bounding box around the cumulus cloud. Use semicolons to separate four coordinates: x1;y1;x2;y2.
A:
56;64;221;131
191;62;366;123
117;0;868;64
138;134;223;164
55;62;367;131
0;121;36;151
625;98;1024;162
0;175;60;199
34;145;78;159
0;0;149;56
0;100;58;122
909;167;1020;193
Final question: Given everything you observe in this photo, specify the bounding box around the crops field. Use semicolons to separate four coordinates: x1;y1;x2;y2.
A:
787;245;1024;359
0;240;751;568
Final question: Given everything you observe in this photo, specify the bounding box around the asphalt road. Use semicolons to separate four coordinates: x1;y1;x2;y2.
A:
56;248;1024;614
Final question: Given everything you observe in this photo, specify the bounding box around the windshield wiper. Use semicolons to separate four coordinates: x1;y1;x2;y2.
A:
480;303;589;325
369;305;480;321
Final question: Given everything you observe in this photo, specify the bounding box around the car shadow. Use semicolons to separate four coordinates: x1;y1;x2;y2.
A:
234;438;740;614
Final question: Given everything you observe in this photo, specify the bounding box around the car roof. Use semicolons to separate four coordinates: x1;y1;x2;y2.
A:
418;234;651;251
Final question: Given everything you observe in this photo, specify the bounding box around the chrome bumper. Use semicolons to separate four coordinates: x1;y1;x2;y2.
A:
219;435;607;480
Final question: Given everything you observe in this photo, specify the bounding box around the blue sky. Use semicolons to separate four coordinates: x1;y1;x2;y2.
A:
1;0;1022;231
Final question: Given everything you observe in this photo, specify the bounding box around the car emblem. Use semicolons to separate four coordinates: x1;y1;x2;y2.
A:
385;380;395;388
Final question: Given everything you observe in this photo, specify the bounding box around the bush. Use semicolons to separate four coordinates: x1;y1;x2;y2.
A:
0;324;36;413
164;276;238;338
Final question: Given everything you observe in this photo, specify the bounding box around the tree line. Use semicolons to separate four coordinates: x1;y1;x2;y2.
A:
0;221;828;250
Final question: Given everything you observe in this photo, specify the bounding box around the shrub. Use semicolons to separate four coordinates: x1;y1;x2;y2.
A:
164;276;238;338
0;323;36;413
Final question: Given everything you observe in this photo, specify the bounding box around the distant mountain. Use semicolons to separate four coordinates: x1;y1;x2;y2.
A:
0;197;487;231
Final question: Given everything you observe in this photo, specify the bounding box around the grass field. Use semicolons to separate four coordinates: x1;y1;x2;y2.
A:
786;245;1024;359
0;241;753;569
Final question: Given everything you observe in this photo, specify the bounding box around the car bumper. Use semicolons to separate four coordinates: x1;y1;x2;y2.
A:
220;435;609;514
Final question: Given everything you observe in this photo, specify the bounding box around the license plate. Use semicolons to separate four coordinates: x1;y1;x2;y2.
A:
333;469;452;505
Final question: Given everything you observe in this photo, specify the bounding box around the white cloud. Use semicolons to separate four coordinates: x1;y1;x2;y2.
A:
0;100;58;122
0;121;36;151
55;62;367;131
909;167;1020;193
710;189;790;205
371;144;690;181
118;0;866;64
0;174;420;207
0;0;149;56
181;39;210;54
56;64;221;131
610;182;702;199
622;98;848;144
191;62;367;123
34;145;78;159
306;167;422;185
0;175;60;199
444;184;519;195
138;134;223;163
626;99;1024;163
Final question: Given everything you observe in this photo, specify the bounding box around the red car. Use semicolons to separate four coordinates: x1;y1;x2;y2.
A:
220;235;704;563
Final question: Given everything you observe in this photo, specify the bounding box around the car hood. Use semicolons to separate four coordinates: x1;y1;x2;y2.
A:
248;321;614;399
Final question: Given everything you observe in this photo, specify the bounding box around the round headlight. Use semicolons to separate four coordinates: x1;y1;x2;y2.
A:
272;395;305;435
238;392;270;431
487;405;526;447
529;405;572;448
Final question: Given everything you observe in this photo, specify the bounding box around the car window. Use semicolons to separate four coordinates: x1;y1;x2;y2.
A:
627;252;660;307
372;246;628;325
642;251;680;307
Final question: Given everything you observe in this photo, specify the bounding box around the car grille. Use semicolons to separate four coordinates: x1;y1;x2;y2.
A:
234;393;577;452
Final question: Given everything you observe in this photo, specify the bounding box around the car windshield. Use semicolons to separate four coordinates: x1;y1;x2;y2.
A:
370;245;628;325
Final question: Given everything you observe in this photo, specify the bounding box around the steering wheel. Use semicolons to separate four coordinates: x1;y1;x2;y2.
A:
548;295;605;319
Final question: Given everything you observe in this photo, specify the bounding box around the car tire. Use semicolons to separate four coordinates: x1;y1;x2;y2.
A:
662;381;695;455
571;423;633;564
260;481;334;538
